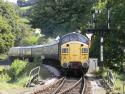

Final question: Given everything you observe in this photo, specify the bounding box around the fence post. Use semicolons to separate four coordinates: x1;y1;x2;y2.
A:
123;82;125;94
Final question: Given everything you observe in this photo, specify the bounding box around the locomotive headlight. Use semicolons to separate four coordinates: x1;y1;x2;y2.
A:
62;63;69;68
82;48;89;53
82;62;89;68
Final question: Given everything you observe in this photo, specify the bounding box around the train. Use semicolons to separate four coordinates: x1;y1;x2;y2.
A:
59;33;90;73
8;32;91;74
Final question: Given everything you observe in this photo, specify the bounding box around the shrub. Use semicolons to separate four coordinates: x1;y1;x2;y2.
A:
21;35;39;46
7;59;28;81
0;73;11;82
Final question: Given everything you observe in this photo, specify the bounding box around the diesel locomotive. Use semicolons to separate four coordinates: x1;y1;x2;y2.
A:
8;32;90;74
59;33;90;74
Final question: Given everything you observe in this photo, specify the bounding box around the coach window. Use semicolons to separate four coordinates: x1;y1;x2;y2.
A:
82;48;89;53
62;48;69;53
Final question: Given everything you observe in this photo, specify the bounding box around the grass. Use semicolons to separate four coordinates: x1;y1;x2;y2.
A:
0;73;30;94
114;73;124;93
13;76;30;87
25;61;51;79
97;68;124;93
0;70;28;90
0;66;5;71
0;54;8;60
0;82;19;90
0;58;52;93
0;81;26;94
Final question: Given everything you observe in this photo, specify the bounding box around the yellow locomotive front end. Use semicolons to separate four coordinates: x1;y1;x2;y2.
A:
60;33;90;71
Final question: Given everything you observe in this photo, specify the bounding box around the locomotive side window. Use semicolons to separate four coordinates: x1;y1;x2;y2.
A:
62;48;69;53
82;48;88;53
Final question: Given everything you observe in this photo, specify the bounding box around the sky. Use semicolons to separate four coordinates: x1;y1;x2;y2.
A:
6;0;17;3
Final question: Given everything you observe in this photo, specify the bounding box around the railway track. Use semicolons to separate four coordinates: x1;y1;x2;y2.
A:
31;76;87;94
32;77;65;94
52;77;84;94
84;79;92;94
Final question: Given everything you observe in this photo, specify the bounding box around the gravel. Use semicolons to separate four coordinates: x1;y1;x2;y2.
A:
43;64;60;77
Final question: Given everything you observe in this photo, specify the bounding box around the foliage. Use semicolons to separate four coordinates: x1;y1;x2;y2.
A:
19;6;32;17
0;1;20;53
101;69;124;93
30;0;93;36
15;23;33;46
0;54;8;60
89;32;100;58
21;35;39;46
0;66;4;72
104;1;125;71
0;16;15;53
0;0;35;53
7;59;28;80
0;1;19;34
0;73;11;82
0;67;11;82
88;0;125;71
0;82;18;91
15;76;30;87
0;0;124;73
30;0;125;71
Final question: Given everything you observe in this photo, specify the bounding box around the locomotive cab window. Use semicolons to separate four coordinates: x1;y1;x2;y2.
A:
62;48;69;53
82;48;88;53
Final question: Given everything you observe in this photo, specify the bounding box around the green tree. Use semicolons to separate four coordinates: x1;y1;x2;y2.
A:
0;16;15;53
0;1;18;53
0;0;35;53
30;0;93;36
20;35;39;46
90;0;125;71
7;59;28;80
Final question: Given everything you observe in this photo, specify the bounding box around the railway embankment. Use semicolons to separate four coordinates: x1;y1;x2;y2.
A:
85;74;106;94
0;59;57;94
0;59;124;94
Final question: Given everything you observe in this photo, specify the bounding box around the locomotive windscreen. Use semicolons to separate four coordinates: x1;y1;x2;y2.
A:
60;33;89;44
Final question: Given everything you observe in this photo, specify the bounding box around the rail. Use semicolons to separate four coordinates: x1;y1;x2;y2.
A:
32;77;65;94
51;77;86;94
81;77;86;94
52;77;66;94
57;77;82;94
26;76;87;94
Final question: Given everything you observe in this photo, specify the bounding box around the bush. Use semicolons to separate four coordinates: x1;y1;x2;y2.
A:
7;59;28;81
21;35;39;46
0;73;11;82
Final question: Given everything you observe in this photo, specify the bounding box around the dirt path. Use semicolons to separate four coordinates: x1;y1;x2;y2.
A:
86;74;106;94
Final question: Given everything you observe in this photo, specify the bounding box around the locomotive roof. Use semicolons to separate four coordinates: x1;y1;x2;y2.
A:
60;32;89;44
